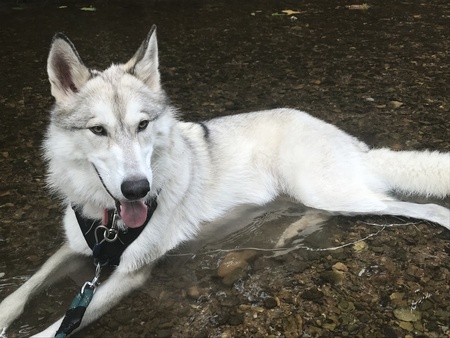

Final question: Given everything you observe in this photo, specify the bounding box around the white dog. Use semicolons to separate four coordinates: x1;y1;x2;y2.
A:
0;26;449;337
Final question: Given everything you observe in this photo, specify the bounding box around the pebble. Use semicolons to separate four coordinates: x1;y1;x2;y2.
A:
301;287;324;301
228;313;244;326
26;255;41;265
393;308;422;322
414;321;424;331
222;268;246;286
186;286;202;299
217;250;257;278
332;262;348;273
353;241;369;252
338;300;355;312
320;271;343;285
389;292;405;305
253;306;264;312
221;330;232;338
398;321;413;331
418;299;433;311
263;297;278;309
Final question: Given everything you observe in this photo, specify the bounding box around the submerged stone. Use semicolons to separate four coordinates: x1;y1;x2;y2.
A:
301;287;324;301
393;308;422;322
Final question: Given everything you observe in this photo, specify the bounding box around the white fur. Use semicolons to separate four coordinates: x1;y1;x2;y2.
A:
1;26;449;337
367;148;450;197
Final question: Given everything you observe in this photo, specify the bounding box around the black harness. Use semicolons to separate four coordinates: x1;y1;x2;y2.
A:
55;162;159;337
72;197;158;266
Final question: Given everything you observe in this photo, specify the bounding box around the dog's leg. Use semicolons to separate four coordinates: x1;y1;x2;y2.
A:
326;195;450;229
32;263;153;337
284;165;450;229
381;200;450;229
328;199;450;229
289;182;450;229
0;243;83;334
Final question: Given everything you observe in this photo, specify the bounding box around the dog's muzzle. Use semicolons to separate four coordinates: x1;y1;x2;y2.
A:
118;178;151;228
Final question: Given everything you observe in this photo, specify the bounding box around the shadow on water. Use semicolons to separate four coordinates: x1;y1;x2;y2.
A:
0;0;449;337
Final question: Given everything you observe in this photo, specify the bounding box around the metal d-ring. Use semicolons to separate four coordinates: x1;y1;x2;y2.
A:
103;227;118;242
94;210;121;245
94;225;119;244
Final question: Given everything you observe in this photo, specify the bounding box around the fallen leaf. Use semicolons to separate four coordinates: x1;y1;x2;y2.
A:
389;100;404;108
81;6;96;12
347;4;370;10
282;9;301;15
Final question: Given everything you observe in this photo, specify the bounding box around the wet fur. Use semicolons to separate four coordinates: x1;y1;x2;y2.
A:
0;26;449;337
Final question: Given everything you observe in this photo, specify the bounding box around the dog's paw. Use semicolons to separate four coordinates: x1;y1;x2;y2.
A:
30;320;61;338
0;327;8;338
0;295;26;332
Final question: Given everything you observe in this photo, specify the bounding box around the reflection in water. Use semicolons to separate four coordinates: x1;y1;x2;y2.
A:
168;197;317;258
169;197;394;264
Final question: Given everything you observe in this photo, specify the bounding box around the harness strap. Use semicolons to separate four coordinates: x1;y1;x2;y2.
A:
72;197;158;266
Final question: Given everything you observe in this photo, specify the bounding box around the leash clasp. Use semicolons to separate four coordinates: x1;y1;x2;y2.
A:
81;262;102;295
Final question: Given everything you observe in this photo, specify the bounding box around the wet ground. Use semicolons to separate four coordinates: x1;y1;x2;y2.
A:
0;0;449;337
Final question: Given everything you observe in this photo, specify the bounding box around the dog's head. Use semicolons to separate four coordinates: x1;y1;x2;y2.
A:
45;26;172;227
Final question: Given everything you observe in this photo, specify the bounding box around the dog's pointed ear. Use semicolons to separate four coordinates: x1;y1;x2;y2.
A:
47;33;90;104
125;25;161;92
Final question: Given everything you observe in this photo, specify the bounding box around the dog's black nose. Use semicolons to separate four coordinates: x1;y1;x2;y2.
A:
121;179;150;200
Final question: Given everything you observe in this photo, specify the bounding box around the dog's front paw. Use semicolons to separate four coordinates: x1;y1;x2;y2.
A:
30;319;62;338
0;295;26;332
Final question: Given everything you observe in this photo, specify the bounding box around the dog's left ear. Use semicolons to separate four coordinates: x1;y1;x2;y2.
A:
125;25;161;92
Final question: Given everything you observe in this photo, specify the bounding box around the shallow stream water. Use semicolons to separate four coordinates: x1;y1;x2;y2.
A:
0;0;449;337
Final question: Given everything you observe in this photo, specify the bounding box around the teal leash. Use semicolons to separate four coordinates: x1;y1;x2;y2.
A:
54;263;102;338
53;194;158;337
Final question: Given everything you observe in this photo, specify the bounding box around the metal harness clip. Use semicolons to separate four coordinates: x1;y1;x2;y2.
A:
81;262;102;295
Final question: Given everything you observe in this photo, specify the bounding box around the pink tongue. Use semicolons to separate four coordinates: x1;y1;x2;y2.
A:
119;201;148;228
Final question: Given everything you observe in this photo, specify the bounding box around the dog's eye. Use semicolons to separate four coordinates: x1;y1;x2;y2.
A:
138;120;149;132
89;125;107;136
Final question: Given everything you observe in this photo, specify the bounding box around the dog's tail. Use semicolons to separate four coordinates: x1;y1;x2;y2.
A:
367;148;450;198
